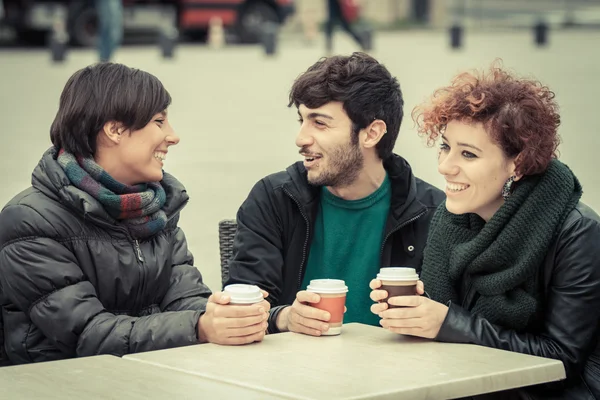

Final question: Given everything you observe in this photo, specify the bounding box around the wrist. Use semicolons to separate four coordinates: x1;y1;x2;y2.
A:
276;306;290;332
197;313;209;343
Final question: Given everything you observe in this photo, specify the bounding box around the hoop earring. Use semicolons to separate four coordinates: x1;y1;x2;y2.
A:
502;176;516;200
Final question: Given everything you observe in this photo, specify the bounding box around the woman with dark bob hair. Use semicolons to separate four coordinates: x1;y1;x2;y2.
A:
0;63;270;365
370;63;600;398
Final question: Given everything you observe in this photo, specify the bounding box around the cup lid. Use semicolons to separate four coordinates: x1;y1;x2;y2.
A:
223;284;263;304
377;267;419;281
306;279;348;294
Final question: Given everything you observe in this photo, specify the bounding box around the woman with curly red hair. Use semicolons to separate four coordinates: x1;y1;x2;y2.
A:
370;63;600;398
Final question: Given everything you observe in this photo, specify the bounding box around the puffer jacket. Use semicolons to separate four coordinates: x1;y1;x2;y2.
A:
0;148;212;365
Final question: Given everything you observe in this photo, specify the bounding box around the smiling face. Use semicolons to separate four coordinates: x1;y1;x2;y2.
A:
295;102;364;187
111;110;180;185
438;120;517;221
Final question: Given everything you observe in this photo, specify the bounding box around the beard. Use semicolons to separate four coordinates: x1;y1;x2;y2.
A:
307;140;364;187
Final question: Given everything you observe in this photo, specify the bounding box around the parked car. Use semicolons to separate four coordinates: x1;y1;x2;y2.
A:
0;0;295;45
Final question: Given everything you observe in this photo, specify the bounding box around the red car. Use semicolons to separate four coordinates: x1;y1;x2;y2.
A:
1;0;295;45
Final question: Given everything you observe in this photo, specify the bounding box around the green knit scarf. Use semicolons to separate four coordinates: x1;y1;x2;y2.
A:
421;159;582;331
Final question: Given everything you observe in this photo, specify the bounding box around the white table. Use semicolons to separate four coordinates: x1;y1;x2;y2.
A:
124;323;566;400
0;354;288;399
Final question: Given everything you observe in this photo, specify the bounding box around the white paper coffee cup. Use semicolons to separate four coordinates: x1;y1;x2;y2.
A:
223;284;263;305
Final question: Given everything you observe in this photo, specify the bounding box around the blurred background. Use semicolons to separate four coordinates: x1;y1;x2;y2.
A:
1;0;599;292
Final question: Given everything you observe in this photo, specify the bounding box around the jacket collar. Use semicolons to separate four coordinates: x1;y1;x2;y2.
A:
282;153;426;222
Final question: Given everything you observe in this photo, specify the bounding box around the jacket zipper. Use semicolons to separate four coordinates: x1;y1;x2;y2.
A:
134;239;145;263
379;209;427;259
283;188;310;291
86;199;189;266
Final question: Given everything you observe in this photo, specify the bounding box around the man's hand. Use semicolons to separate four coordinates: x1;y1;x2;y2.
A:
197;291;271;345
276;291;332;336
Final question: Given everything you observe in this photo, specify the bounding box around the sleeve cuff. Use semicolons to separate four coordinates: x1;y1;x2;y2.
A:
267;305;289;334
434;301;474;344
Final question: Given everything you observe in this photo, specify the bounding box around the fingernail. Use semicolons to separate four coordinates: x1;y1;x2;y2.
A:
322;324;329;331
263;322;268;329
325;313;331;320
258;307;265;313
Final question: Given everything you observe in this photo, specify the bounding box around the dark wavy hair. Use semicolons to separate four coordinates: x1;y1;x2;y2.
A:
412;61;561;177
289;52;404;160
51;63;171;157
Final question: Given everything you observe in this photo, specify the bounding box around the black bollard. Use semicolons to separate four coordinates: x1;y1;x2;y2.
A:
449;24;462;49
534;21;548;46
262;22;278;56
160;26;178;59
49;18;69;63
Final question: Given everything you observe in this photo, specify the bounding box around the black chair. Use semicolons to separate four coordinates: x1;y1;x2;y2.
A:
218;219;237;288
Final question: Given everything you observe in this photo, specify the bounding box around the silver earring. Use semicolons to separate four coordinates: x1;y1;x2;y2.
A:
502;176;516;200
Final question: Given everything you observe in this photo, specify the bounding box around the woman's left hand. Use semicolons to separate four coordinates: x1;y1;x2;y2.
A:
377;295;449;339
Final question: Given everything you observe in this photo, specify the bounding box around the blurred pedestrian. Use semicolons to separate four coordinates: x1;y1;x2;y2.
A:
95;0;123;62
325;0;364;53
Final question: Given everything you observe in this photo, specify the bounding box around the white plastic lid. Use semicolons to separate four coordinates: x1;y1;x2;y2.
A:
376;267;419;281
223;284;263;304
306;279;348;294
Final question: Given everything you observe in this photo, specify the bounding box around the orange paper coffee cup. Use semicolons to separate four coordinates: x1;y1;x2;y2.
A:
306;279;348;336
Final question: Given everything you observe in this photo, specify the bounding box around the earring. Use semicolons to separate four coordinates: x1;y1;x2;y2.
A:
501;176;516;200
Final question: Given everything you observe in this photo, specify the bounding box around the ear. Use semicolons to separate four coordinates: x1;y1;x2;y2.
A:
362;119;387;149
101;121;124;145
508;155;523;182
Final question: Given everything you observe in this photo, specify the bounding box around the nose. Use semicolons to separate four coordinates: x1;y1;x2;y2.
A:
295;124;314;149
437;150;460;177
165;126;180;146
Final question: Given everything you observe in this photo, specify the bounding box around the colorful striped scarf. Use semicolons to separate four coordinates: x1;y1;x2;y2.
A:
57;149;168;239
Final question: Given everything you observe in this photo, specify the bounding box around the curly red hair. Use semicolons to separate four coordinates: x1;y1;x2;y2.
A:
412;62;561;177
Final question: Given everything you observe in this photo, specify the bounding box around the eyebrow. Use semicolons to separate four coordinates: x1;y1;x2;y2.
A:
298;111;334;120
160;111;167;117
441;135;483;152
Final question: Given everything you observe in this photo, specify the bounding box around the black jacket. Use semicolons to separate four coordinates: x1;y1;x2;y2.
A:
0;148;212;364
437;202;600;399
225;154;445;333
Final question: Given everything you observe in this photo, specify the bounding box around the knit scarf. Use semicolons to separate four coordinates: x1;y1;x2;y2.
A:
57;149;167;239
421;159;582;331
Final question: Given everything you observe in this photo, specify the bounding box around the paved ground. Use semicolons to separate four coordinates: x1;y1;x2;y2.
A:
1;29;599;292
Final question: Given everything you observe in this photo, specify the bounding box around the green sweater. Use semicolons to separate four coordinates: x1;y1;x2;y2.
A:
301;175;391;326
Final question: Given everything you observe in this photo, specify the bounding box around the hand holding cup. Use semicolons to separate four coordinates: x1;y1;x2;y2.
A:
198;284;270;345
277;279;348;336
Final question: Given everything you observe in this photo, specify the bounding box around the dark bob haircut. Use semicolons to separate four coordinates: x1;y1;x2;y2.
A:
50;62;171;157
